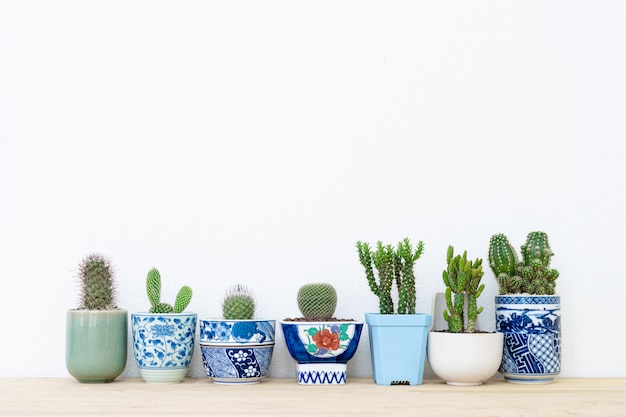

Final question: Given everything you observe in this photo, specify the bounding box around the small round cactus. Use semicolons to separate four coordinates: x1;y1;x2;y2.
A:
222;284;256;320
297;283;337;320
77;253;117;310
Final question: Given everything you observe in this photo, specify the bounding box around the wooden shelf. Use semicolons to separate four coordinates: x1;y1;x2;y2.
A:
1;377;625;416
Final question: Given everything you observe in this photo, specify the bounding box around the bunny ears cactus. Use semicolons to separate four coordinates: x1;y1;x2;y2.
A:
146;267;192;313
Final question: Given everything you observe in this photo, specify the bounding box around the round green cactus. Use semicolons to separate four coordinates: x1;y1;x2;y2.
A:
297;283;337;320
222;284;256;320
77;253;117;310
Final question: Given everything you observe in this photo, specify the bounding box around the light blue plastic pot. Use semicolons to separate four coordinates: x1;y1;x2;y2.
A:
365;313;431;386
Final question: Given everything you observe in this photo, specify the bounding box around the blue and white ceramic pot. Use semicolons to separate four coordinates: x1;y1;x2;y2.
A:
365;313;431;386
131;312;197;384
281;321;363;385
200;319;276;385
495;295;561;384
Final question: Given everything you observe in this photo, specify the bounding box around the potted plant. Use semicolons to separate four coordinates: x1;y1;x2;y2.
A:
356;238;431;386
131;267;196;384
427;246;503;385
200;285;276;384
66;254;127;383
488;231;561;384
281;283;363;385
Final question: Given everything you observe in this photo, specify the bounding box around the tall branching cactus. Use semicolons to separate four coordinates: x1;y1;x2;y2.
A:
488;231;559;295
356;238;425;314
146;267;192;313
77;253;117;310
442;246;484;333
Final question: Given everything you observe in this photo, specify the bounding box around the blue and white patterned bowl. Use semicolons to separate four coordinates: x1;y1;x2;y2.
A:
200;319;276;345
132;312;197;384
199;319;276;384
281;321;363;385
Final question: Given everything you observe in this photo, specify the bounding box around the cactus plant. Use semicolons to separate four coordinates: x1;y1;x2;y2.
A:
77;253;117;310
356;238;425;314
297;283;337;320
145;267;192;313
442;246;485;333
222;284;256;320
488;231;559;295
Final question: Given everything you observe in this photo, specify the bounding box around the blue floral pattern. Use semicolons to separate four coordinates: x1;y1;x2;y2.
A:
201;346;274;382
132;313;197;369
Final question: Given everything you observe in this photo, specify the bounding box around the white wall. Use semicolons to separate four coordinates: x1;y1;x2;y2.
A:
1;1;625;379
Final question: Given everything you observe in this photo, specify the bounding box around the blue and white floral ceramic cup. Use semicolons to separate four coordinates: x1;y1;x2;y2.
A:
132;312;197;384
199;319;276;384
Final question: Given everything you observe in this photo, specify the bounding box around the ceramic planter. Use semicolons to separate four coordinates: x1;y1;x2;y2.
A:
66;309;128;383
427;331;503;385
281;321;363;385
495;295;561;384
365;313;431;386
131;312;197;384
200;319;276;384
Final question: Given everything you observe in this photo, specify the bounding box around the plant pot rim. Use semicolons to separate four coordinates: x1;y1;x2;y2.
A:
201;318;275;322
496;293;560;296
68;308;127;313
132;311;197;316
281;320;363;325
428;330;501;336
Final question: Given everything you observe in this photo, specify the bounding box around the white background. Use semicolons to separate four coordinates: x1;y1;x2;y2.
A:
1;1;625;379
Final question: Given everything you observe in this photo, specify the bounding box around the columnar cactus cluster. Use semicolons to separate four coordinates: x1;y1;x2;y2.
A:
77;253;117;310
146;267;192;313
356;238;425;315
442;246;485;333
222;284;256;320
488;231;559;295
297;283;337;320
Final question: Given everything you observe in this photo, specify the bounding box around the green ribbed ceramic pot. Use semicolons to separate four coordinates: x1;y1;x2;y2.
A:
66;309;128;383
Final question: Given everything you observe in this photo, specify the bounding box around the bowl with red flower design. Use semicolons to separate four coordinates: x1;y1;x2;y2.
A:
280;321;363;385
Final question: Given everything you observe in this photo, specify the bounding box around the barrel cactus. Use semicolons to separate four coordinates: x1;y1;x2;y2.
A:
442;246;484;333
77;253;117;310
222;284;256;320
356;238;424;314
488;231;559;295
146;267;192;313
297;283;337;320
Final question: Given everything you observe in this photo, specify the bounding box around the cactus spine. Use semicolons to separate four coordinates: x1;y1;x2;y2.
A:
297;283;337;320
356;238;424;315
146;267;192;313
222;284;256;320
488;231;559;295
77;253;117;310
442;246;485;333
